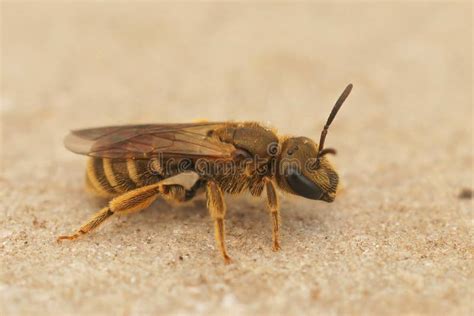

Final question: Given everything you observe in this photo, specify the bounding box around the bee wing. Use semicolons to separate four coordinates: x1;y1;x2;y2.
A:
64;122;236;159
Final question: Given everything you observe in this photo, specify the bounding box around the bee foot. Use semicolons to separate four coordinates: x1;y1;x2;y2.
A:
56;234;79;242
223;255;233;265
272;242;281;252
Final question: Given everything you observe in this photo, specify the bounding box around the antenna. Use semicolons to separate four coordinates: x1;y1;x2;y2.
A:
316;83;353;159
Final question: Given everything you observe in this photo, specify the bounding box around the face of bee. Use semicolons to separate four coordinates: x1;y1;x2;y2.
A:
276;137;339;202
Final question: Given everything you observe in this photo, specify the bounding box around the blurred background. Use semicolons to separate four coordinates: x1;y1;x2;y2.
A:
1;2;472;316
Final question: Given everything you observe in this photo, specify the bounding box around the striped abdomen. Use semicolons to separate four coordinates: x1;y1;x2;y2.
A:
85;158;163;197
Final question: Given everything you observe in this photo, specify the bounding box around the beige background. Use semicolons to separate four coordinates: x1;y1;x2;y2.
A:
1;2;472;315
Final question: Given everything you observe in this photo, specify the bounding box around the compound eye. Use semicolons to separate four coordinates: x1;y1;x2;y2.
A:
286;167;324;200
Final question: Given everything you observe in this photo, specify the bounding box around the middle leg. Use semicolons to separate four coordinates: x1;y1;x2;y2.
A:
265;177;281;251
206;180;232;264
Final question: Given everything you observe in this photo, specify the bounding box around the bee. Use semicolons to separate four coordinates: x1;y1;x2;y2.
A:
58;84;353;263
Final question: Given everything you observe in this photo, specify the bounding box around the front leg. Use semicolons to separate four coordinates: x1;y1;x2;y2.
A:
206;181;232;264
265;178;281;251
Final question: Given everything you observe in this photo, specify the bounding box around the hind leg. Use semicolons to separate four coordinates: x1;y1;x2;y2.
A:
57;182;184;241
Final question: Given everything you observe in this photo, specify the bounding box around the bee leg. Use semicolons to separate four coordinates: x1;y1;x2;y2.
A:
206;181;232;264
56;207;114;241
265;178;281;251
57;182;170;241
182;179;206;201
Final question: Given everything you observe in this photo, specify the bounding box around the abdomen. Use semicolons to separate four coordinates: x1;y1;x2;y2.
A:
85;158;163;197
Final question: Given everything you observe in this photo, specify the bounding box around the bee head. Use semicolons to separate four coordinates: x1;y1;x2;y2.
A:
275;84;352;202
277;137;338;202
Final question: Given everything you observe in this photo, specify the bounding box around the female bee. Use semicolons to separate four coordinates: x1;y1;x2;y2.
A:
58;84;353;263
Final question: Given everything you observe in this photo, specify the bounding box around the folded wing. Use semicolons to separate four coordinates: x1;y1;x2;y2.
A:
64;122;236;159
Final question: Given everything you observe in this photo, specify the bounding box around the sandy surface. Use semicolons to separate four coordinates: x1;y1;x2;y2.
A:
1;2;472;316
